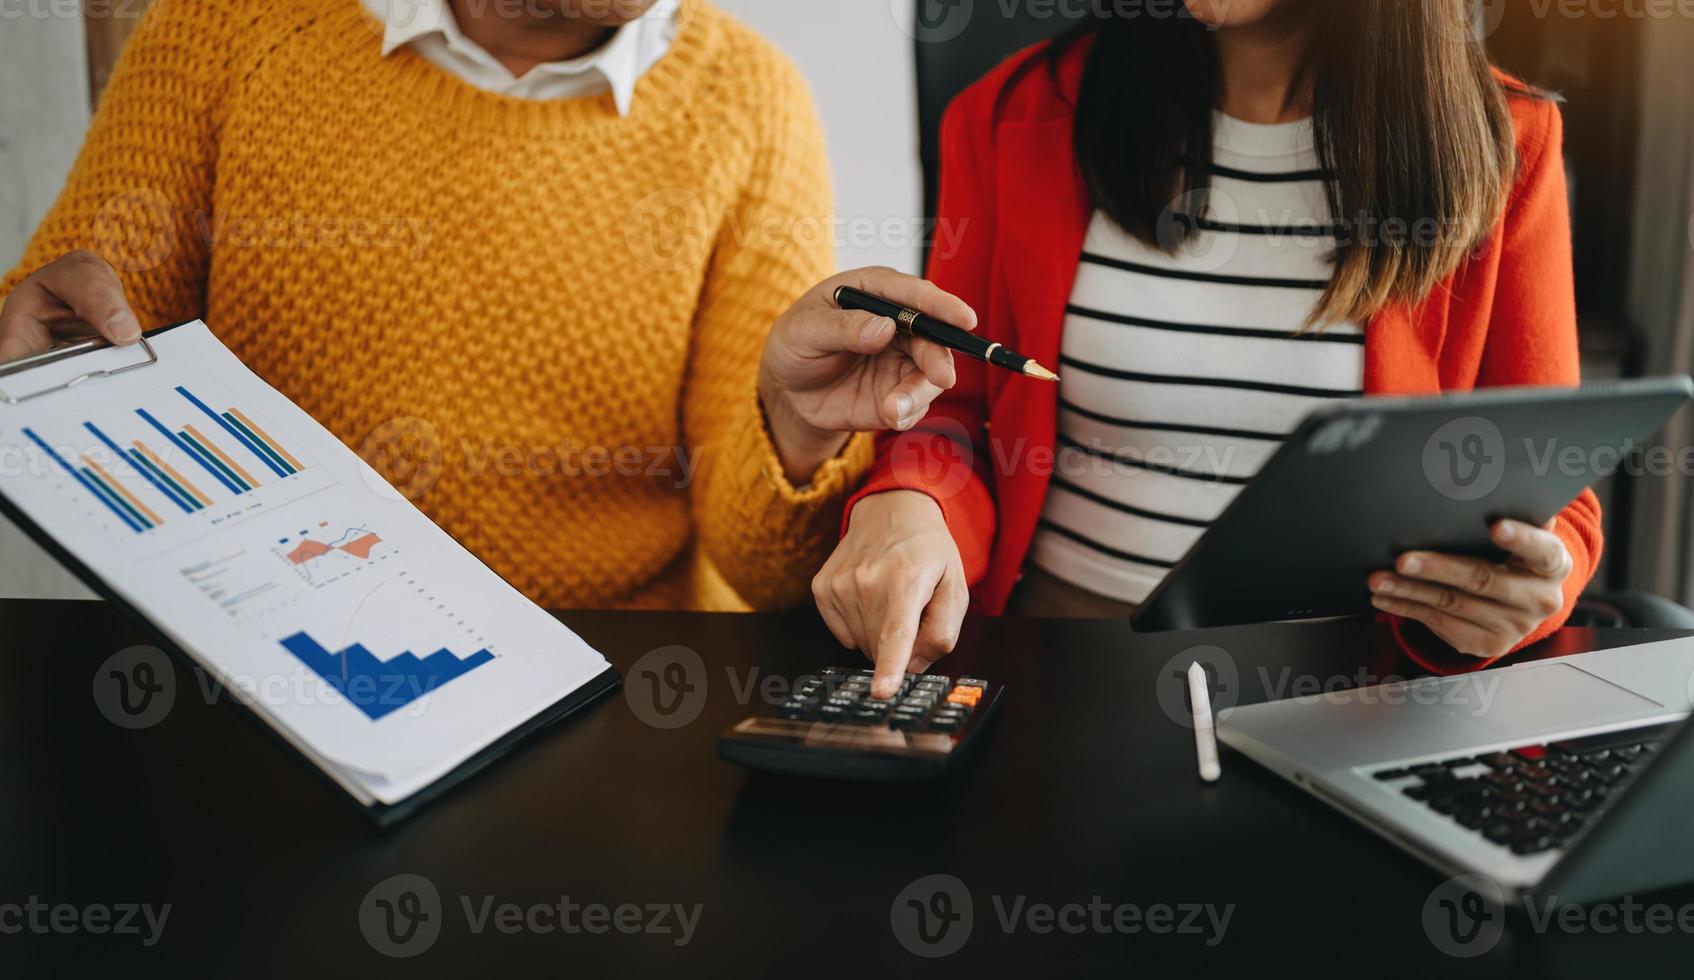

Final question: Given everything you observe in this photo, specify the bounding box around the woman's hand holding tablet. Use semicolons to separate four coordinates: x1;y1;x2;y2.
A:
1370;518;1573;661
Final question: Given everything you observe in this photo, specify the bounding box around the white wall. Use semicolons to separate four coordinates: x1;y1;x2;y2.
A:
715;0;925;275
0;7;89;264
0;5;100;599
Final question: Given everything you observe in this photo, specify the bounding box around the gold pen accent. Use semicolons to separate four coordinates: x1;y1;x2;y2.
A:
1023;361;1060;383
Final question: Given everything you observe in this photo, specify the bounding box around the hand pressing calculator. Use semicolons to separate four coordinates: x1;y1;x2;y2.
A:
717;667;1001;780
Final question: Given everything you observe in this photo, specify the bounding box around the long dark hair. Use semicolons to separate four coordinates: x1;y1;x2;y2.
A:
1050;0;1527;327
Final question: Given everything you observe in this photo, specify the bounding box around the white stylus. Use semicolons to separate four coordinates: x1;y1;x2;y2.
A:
1188;661;1221;783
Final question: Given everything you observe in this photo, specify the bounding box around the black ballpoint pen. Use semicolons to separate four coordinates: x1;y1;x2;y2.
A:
833;285;1059;382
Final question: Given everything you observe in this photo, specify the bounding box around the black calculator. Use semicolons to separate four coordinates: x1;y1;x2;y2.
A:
717;667;1001;780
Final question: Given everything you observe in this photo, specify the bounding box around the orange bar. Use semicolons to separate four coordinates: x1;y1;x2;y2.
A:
184;423;258;488
227;407;304;472
134;441;211;506
84;456;164;527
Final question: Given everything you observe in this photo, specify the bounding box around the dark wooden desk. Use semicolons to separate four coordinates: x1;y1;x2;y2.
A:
2;598;1688;977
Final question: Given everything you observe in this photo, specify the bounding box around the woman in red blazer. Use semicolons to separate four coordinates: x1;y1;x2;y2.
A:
817;0;1600;699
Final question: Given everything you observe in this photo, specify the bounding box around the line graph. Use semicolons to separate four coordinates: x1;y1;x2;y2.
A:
276;522;389;586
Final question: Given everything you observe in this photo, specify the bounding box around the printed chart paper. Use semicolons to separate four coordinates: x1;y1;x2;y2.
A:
0;323;611;805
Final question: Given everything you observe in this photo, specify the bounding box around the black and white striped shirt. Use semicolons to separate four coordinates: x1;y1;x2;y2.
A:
1029;114;1364;604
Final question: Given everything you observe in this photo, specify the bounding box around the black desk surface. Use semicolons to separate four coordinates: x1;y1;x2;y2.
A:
4;598;1691;977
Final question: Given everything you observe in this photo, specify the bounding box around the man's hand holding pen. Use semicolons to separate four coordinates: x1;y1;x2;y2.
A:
758;267;976;486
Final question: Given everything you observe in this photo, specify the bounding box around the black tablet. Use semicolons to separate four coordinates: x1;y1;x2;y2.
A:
1130;377;1694;632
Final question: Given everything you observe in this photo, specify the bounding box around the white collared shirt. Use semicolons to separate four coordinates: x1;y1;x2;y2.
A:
362;0;678;113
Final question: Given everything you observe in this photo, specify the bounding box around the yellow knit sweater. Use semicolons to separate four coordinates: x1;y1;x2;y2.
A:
0;0;871;610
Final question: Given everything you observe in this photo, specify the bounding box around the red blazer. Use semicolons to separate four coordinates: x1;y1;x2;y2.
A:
845;39;1601;673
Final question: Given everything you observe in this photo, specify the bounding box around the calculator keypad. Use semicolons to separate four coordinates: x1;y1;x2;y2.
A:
720;666;1002;776
773;670;984;735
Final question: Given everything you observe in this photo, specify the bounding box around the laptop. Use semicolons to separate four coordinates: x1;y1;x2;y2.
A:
1218;637;1694;904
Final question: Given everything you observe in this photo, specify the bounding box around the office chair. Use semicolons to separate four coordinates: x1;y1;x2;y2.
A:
913;1;1086;220
909;2;1694;632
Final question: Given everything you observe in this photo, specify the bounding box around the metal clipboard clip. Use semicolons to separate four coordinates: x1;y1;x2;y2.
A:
0;335;159;405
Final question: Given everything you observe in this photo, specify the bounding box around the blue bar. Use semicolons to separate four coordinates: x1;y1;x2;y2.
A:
22;428;143;532
83;421;194;515
222;412;295;475
136;408;243;495
81;467;152;529
127;449;199;513
279;631;496;721
178;431;250;492
177;386;288;479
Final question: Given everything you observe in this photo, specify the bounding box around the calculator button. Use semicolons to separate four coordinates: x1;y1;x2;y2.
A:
818;703;847;721
850;706;885;724
945;691;980;708
927;715;961;732
777;700;812;720
955;678;988;690
888;713;924;730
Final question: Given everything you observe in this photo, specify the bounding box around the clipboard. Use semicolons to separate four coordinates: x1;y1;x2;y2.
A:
0;322;621;826
0;333;160;403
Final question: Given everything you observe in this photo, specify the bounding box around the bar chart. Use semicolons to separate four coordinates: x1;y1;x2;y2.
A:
173;513;498;720
270;560;498;720
21;380;314;538
279;631;495;721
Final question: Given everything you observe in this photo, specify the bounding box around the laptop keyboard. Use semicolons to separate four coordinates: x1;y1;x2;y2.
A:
1370;724;1670;856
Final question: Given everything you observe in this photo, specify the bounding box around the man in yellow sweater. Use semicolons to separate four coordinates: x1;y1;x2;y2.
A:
0;0;973;611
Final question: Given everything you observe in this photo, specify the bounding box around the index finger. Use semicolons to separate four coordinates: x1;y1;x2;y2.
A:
870;576;940;699
1492;519;1569;578
833;267;978;332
